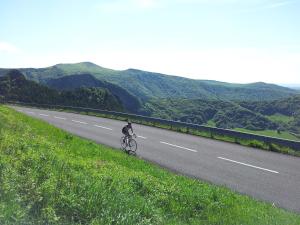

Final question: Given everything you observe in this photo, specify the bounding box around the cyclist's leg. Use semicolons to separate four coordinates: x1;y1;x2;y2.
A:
121;130;125;143
124;131;130;145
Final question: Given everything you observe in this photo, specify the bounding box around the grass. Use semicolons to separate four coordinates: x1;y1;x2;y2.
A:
205;120;216;127
1;106;300;224
234;128;300;141
267;113;294;124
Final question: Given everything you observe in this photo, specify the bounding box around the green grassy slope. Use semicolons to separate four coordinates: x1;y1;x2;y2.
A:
25;62;118;83
267;113;294;123
0;105;299;224
92;68;299;101
234;128;300;141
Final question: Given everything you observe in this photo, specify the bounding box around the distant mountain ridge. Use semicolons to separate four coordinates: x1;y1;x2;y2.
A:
0;62;298;101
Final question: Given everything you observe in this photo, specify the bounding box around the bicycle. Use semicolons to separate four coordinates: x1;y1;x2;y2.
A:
120;133;137;155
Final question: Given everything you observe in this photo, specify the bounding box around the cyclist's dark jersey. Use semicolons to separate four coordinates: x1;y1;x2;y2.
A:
122;124;133;136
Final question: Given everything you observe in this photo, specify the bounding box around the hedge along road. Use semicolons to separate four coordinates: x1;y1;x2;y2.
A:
11;106;300;213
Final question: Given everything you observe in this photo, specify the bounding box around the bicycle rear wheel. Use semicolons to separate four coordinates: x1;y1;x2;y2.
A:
128;139;137;153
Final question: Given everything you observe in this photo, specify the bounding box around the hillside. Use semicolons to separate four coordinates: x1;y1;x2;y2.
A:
1;62;298;101
142;98;278;130
0;70;124;111
0;62;118;83
45;74;141;113
141;96;300;136
239;95;300;134
101;69;298;101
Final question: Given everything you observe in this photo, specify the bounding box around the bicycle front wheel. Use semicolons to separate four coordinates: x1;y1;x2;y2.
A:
128;139;137;153
120;136;127;150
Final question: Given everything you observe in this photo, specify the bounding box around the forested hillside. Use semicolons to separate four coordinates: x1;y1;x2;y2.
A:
46;74;141;113
0;70;124;111
142;98;278;130
239;96;300;134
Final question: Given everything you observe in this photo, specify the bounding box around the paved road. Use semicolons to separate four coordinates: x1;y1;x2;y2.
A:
12;106;300;213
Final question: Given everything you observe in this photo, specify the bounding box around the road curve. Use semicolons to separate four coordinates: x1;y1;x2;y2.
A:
11;106;300;213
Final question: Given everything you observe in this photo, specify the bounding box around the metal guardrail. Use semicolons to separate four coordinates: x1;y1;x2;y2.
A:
4;101;300;151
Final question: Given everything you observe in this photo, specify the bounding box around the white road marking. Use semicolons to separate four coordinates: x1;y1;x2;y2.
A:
72;120;88;125
27;111;35;114
160;141;198;153
94;124;113;130
54;116;66;120
218;157;279;174
39;114;49;117
137;135;147;139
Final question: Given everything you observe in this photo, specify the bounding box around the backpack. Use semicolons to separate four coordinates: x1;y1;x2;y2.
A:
122;126;127;133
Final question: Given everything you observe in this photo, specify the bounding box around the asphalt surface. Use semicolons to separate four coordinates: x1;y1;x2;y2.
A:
12;106;300;213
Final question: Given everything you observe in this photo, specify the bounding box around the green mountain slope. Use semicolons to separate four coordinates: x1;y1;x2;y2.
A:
46;74;141;113
0;62;118;83
1;62;298;101
101;69;298;101
142;98;278;130
239;95;300;134
0;70;124;111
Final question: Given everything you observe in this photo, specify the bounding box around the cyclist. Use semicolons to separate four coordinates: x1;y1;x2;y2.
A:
122;121;133;143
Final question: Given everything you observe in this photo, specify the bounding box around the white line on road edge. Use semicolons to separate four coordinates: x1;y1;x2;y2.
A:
27;111;35;114
54;116;66;120
39;114;49;117
160;141;198;153
137;135;147;139
218;157;279;174
72;120;88;125
94;124;113;130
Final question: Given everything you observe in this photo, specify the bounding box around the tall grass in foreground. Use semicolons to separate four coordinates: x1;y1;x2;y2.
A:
0;105;299;224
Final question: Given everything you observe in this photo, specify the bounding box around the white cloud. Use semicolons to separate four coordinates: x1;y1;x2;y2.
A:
0;42;20;53
265;1;295;8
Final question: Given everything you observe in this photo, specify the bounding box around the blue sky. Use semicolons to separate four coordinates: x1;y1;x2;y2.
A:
0;0;299;84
